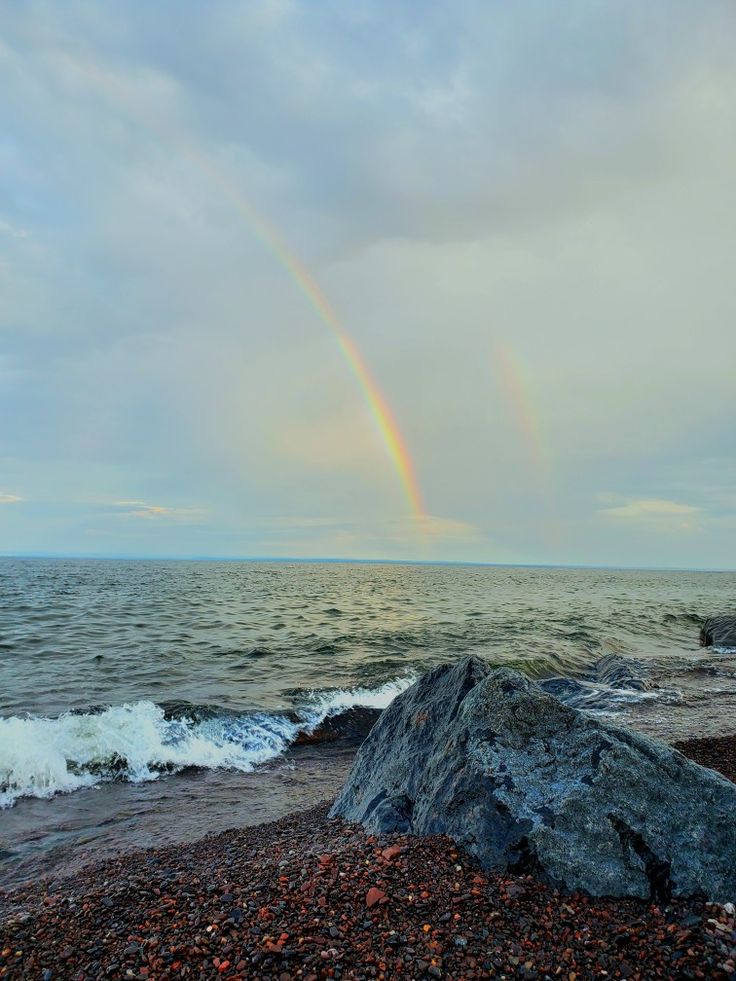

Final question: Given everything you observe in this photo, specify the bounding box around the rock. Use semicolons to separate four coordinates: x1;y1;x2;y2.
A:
366;887;386;908
700;615;736;649
330;656;736;901
540;653;652;713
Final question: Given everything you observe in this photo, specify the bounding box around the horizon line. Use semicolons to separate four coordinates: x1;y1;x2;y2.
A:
1;552;734;574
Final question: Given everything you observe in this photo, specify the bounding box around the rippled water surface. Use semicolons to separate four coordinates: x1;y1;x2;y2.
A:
1;558;735;886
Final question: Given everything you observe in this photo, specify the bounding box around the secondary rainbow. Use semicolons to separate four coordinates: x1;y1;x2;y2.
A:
493;340;548;481
75;55;426;520
492;339;561;547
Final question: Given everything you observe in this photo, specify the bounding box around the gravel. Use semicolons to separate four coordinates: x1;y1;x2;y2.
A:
673;734;736;784
1;737;735;979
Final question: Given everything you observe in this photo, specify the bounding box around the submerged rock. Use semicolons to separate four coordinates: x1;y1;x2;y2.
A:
538;652;660;713
700;614;736;649
330;656;736;900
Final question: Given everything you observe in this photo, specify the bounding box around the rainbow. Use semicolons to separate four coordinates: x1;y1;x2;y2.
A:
492;340;561;548
72;55;426;519
189;150;425;519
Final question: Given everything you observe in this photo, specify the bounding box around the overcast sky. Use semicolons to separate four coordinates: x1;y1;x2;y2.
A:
1;1;735;567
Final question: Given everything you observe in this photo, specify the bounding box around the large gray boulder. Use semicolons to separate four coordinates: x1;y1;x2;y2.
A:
330;656;736;901
701;614;736;649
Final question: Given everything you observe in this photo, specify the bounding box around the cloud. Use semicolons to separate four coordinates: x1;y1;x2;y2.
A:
0;492;23;504
112;500;206;522
597;498;702;526
259;516;346;529
237;512;486;561
411;514;480;541
0;2;734;566
0;217;30;240
242;512;480;541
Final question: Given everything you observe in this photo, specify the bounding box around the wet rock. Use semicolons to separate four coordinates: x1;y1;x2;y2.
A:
701;614;736;649
540;653;654;713
331;656;736;900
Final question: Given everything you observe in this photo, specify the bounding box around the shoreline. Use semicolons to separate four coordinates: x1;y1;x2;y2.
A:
2;734;736;979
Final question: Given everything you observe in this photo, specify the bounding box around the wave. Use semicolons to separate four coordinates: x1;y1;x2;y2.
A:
540;653;682;715
540;677;682;714
0;658;684;809
0;676;415;809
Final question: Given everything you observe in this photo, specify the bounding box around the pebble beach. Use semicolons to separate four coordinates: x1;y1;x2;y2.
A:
1;733;735;981
4;0;736;968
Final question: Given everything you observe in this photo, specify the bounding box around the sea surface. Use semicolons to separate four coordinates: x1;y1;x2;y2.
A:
1;558;735;889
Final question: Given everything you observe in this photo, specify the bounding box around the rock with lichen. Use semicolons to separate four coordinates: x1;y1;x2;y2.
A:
331;656;736;901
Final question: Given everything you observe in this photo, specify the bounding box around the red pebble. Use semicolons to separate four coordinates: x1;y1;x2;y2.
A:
366;887;387;908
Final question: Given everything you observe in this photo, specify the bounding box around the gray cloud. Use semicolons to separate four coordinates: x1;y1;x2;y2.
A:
1;1;734;566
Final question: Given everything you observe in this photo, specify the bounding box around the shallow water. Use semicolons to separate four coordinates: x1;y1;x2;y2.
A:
1;558;735;887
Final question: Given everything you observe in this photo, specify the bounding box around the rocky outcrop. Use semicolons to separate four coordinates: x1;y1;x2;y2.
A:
700;614;736;649
330;656;736;901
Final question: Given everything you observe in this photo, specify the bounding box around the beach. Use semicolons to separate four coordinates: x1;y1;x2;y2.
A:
4;0;735;972
3;561;736;977
1;732;735;980
4;560;736;889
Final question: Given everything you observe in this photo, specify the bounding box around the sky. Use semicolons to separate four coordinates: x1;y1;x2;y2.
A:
1;1;735;568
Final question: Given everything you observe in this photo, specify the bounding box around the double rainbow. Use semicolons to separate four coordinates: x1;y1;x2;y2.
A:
70;54;426;520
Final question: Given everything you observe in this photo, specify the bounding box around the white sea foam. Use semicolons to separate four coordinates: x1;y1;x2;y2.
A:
0;676;415;808
296;675;416;729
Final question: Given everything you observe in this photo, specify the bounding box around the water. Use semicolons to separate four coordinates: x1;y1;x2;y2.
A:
1;557;735;888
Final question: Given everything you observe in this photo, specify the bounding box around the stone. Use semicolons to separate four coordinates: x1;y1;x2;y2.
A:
330;656;736;901
366;887;386;908
700;614;736;649
539;653;653;713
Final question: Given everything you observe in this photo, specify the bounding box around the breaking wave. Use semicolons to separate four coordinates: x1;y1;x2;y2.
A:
0;676;415;808
0;654;688;809
1;652;684;810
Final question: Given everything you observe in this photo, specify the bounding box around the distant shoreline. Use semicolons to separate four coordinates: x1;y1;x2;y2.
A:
2;554;735;573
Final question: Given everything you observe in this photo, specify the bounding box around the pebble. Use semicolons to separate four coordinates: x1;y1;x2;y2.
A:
365;887;386;908
1;736;736;981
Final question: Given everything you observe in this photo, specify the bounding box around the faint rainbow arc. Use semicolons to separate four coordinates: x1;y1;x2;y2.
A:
493;340;548;482
74;56;426;519
492;339;562;547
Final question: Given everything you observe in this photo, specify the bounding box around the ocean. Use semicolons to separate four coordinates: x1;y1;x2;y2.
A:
1;557;735;888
